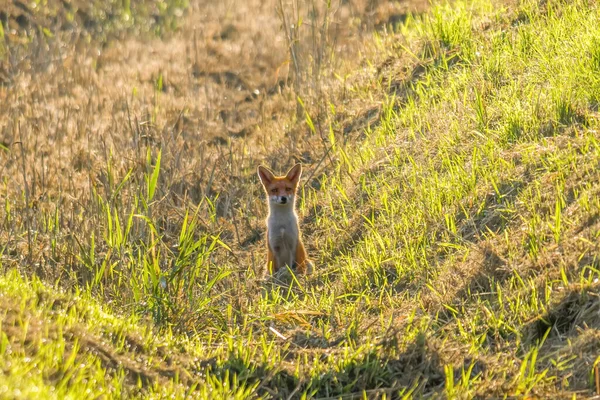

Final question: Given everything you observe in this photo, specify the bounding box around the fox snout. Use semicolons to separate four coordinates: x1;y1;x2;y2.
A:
272;195;291;205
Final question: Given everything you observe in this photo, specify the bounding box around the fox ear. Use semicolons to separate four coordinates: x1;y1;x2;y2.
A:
285;163;302;183
257;165;275;185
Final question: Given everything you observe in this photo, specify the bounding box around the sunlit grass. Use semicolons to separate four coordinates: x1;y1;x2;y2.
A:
1;0;600;398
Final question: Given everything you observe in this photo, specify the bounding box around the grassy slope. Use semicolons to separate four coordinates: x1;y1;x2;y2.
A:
2;0;600;398
303;0;600;397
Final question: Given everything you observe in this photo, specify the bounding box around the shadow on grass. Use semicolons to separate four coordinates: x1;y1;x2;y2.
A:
200;335;448;399
524;284;600;344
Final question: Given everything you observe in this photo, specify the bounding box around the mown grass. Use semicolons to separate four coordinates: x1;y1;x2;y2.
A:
2;0;600;398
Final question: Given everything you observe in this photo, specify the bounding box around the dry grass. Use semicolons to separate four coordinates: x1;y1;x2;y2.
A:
0;0;427;258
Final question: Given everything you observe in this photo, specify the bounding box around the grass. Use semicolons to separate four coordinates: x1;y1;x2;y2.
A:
2;0;600;398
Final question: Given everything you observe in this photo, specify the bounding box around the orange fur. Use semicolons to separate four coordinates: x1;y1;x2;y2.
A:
266;245;276;274
294;240;309;274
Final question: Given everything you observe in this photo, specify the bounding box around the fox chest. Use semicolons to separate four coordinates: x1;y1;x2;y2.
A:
267;216;299;254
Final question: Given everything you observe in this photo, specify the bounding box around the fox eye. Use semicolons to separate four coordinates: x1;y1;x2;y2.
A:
285;187;292;192
271;189;277;194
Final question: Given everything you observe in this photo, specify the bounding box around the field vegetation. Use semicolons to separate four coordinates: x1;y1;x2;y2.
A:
1;0;600;398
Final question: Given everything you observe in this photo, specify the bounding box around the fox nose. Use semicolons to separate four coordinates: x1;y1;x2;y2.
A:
280;196;287;204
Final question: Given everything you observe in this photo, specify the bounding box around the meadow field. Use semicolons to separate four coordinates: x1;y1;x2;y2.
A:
1;0;600;398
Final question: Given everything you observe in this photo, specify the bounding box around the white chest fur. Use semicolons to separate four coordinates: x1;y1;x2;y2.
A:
267;205;299;268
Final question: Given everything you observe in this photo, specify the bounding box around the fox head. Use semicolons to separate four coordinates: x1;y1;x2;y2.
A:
257;163;302;207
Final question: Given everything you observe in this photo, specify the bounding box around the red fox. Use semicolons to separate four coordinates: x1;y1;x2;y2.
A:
257;163;312;275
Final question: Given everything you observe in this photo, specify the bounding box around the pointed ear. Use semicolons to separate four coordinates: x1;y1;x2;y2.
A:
257;165;275;186
285;163;302;184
